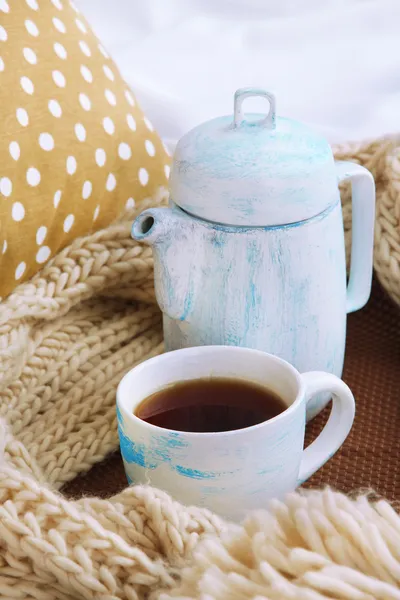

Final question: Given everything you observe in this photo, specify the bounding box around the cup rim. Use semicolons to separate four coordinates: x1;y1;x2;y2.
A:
117;345;305;437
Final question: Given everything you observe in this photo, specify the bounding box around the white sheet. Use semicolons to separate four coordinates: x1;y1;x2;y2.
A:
76;0;400;152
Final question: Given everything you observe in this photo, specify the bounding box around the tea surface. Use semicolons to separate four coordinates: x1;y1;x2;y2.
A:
135;377;286;432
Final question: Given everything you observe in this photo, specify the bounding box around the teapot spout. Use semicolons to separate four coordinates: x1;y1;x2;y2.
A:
131;206;202;323
131;208;174;246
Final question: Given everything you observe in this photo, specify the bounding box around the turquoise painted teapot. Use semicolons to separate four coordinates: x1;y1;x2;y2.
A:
132;88;375;420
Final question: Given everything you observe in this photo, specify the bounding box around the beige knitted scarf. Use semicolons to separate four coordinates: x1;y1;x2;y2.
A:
0;137;399;600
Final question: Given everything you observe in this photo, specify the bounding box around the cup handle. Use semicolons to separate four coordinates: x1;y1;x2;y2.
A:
297;372;355;485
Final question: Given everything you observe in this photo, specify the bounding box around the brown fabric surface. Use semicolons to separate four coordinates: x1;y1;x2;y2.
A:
63;279;400;502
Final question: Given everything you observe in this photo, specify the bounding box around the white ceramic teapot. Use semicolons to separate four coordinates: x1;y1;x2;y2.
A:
132;88;375;420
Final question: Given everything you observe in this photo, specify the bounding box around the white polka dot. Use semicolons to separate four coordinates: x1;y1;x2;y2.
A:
9;141;20;161
51;0;63;9
52;70;66;88
79;93;91;111
79;40;91;57
80;64;92;83
95;148;106;167
143;116;154;132
82;180;92;199
103;65;114;81
0;0;9;13
54;42;67;60
164;164;170;179
26;0;38;9
125;90;135;106
104;89;116;106
2;240;7;254
139;168;149;186
26;167;41;186
70;0;79;12
75;18;87;33
0;57;4;71
74;123;86;142
118;142;131;160
126;114;136;131
93;205;100;220
52;17;66;33
145;139;156;157
126;198;135;209
66;156;77;175
39;132;54;152
102;117;114;135
0;177;12;197
15;262;26;280
25;19;39;36
53;190;62;208
36;246;51;264
20;76;34;95
106;173;116;191
12;202;25;221
48;99;62;118
23;47;37;65
16;108;29;127
36;226;47;245
98;44;109;58
0;25;7;42
63;214;74;232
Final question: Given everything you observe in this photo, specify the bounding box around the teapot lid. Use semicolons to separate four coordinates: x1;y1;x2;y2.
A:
169;88;338;227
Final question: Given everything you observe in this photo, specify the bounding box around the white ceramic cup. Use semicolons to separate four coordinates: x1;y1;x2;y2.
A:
117;346;355;521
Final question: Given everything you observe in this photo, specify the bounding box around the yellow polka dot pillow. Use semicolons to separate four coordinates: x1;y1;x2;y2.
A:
0;0;170;298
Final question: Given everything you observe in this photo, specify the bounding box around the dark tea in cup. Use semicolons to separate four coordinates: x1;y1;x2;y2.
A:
134;377;287;432
118;345;355;520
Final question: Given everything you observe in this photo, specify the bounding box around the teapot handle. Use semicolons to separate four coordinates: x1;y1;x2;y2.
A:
335;161;375;314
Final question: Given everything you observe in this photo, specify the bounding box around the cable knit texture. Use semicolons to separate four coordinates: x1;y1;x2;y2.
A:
0;137;399;600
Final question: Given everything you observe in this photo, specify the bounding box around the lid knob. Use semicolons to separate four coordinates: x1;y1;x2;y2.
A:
233;88;276;130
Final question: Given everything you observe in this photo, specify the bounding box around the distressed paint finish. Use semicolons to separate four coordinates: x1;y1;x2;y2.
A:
118;403;303;518
116;346;355;521
131;89;375;420
116;348;304;520
133;200;347;420
169;96;339;227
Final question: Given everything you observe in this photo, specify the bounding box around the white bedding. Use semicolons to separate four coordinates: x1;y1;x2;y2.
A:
76;0;400;152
